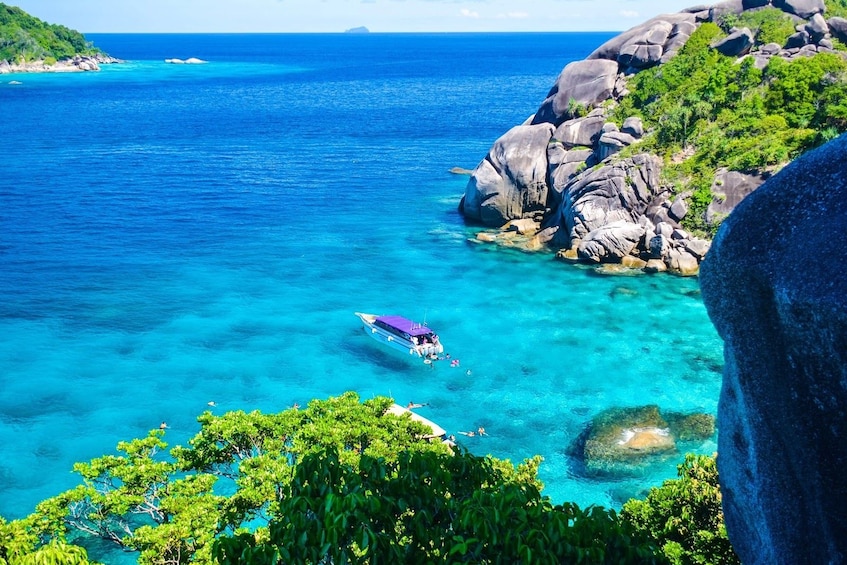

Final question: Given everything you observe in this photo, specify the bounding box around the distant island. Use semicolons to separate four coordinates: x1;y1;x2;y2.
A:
345;26;370;34
0;2;119;74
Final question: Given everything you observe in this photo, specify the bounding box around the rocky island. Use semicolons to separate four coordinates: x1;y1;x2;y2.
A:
461;0;847;275
0;3;119;74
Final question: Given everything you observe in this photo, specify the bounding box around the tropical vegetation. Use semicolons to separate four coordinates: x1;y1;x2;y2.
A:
0;3;102;63
611;6;847;236
0;393;737;564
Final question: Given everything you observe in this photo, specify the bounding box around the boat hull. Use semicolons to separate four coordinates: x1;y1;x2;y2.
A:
355;312;444;358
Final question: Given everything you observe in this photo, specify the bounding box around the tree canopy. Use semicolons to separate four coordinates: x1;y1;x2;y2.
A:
612;10;847;236
0;3;102;62
0;393;740;564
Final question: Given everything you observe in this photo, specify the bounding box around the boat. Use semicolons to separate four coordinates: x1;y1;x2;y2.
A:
385;403;446;440
354;312;444;358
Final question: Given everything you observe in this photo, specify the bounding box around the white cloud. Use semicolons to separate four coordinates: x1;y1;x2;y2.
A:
620;9;639;18
460;8;480;18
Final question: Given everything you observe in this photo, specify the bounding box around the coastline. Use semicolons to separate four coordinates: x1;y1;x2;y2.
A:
0;54;122;74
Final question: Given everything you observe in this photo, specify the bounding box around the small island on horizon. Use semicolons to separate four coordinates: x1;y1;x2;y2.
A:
344;26;370;34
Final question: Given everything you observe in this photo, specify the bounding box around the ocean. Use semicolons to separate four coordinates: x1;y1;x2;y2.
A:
0;33;723;523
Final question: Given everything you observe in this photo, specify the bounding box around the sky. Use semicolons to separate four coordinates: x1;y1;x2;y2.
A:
9;0;700;33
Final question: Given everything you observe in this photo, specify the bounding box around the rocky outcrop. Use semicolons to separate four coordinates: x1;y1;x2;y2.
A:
587;13;698;71
700;134;847;564
576;405;715;476
459;0;845;275
0;54;121;74
706;169;767;225
532;60;621;125
461;123;555;225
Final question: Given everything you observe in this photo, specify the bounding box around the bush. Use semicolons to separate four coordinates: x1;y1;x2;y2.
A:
622;454;740;565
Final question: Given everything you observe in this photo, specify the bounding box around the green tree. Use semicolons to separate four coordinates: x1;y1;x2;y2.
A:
27;394;483;564
0;3;103;62
621;454;739;565
214;448;665;564
0;515;93;565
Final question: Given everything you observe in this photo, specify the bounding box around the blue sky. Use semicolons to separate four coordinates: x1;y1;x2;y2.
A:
10;0;699;33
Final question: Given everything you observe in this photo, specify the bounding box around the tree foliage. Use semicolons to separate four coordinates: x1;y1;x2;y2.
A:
621;454;739;565
0;3;102;62
13;393;536;564
612;20;847;237
1;393;740;564
213;448;664;564
0;515;94;565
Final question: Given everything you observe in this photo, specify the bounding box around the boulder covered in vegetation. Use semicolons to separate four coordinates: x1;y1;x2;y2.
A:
460;1;847;275
700;132;847;565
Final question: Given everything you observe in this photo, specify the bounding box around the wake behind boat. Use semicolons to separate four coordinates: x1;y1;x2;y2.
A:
355;312;444;358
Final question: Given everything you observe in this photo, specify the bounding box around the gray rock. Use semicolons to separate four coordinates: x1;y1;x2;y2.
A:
786;29;810;49
532;59;620;125
601;122;620;134
461;123;555;225
671;228;690;240
597;131;638;160
712;27;755;56
553;115;606;148
503;218;540;235
588;13;697;68
654;221;674;239
742;0;771;8
669;197;689;222
548;144;594;203
622;116;644;138
578;220;646;262
710;0;746;21
644;258;668;272
685;237;711;258
805;13;828;42
700;133;847;565
667;247;700;275
649;234;670;258
619;42;665;69
747;52;772;69
760;42;782;55
707;169;766;226
773;0;825;19
827;16;847;43
559;154;663;245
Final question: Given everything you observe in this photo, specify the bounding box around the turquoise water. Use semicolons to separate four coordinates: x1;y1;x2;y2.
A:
0;33;722;522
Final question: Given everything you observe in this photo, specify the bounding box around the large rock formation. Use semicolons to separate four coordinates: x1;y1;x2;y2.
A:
700;134;847;564
459;1;844;275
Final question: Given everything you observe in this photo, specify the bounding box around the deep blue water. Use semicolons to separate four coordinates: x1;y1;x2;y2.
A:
0;33;722;524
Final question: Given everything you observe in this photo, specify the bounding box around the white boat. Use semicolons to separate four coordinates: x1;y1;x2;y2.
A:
385;403;446;439
355;312;444;358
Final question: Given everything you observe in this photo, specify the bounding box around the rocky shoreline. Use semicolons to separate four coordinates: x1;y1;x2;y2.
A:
460;0;847;276
0;53;122;74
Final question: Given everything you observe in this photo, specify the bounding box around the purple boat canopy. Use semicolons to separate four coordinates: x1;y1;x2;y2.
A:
375;315;434;337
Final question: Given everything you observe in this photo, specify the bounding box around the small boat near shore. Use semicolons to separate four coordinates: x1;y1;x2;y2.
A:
355;312;444;358
385;403;446;439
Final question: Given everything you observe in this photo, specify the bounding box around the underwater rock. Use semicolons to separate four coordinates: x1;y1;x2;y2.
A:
578;405;715;476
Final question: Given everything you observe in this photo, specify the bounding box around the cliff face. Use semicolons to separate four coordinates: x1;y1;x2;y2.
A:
460;0;845;275
700;131;847;565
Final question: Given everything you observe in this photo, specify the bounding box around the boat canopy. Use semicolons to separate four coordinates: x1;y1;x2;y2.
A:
375;315;434;337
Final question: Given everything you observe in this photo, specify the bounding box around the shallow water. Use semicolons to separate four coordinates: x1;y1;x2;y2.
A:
0;32;723;522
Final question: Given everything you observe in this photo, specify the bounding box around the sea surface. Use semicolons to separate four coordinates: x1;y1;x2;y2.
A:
0;33;723;524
